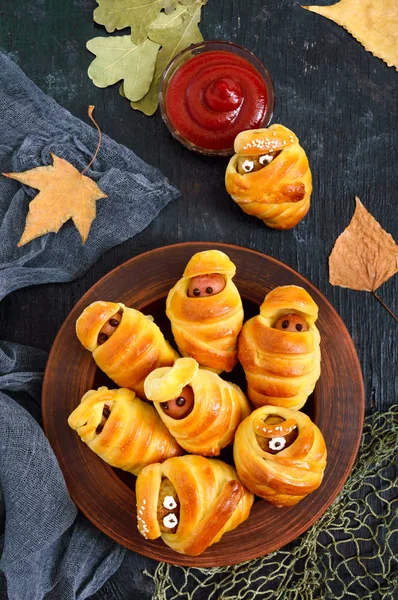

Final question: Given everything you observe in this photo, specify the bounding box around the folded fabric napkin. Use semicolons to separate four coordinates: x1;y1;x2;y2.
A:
0;341;126;600
0;52;179;599
0;52;179;301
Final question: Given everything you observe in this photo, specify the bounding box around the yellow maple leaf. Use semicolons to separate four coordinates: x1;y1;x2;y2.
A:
3;153;107;247
329;197;398;292
303;0;398;70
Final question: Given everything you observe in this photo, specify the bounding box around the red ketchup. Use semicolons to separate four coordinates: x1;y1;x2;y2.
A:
164;51;269;152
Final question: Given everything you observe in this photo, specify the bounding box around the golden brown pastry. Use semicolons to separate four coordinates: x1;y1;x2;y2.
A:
144;357;251;456
135;454;254;555
233;406;327;507
225;124;312;229
238;285;321;410
68;386;182;475
166;250;244;373
76;301;179;398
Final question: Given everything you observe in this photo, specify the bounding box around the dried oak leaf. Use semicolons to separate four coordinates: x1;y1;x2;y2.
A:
130;1;204;116
329;197;398;292
303;0;398;70
3;154;107;247
87;36;160;102
94;0;179;45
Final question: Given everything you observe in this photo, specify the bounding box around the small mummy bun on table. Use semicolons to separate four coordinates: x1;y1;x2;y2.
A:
233;406;327;507
75;301;179;398
144;357;251;456
238;285;321;410
135;454;254;556
166;250;244;373
225;124;312;229
67;387;182;475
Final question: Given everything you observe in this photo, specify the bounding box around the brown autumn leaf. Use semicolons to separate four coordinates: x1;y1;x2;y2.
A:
4;154;107;247
329;197;398;292
303;0;398;70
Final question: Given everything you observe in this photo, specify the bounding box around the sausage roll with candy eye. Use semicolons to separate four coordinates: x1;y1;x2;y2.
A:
166;250;244;373
238;285;321;410
76;301;179;398
144;357;251;456
67;387;182;475
233;406;327;507
225;124;312;230
135;454;254;556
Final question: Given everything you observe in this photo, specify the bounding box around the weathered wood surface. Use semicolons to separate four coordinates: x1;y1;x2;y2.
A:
0;0;397;597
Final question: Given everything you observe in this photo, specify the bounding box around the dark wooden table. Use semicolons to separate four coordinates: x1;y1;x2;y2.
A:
1;0;397;598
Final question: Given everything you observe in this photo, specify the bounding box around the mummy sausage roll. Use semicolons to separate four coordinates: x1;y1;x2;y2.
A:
233;406;327;507
238;285;321;410
166;250;244;373
135;454;254;555
68;387;182;475
225;124;312;229
76;301;179;398
144;357;251;456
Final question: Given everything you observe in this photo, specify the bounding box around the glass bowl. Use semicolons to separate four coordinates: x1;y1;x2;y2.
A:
159;40;275;157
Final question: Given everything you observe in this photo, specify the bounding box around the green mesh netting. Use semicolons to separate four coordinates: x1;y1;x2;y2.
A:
148;405;398;600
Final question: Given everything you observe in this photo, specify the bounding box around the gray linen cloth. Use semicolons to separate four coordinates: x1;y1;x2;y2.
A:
0;341;126;600
0;53;179;599
0;52;179;300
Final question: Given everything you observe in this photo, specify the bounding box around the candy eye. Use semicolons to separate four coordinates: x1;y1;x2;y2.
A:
242;159;255;173
176;397;186;407
205;287;213;294
268;436;286;451
163;513;178;529
163;495;177;510
259;154;273;165
296;324;303;331
97;332;108;344
282;320;289;329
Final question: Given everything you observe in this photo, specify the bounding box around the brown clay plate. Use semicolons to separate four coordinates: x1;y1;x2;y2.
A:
42;242;364;567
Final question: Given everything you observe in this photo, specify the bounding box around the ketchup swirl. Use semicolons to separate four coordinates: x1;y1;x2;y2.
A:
165;51;269;152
